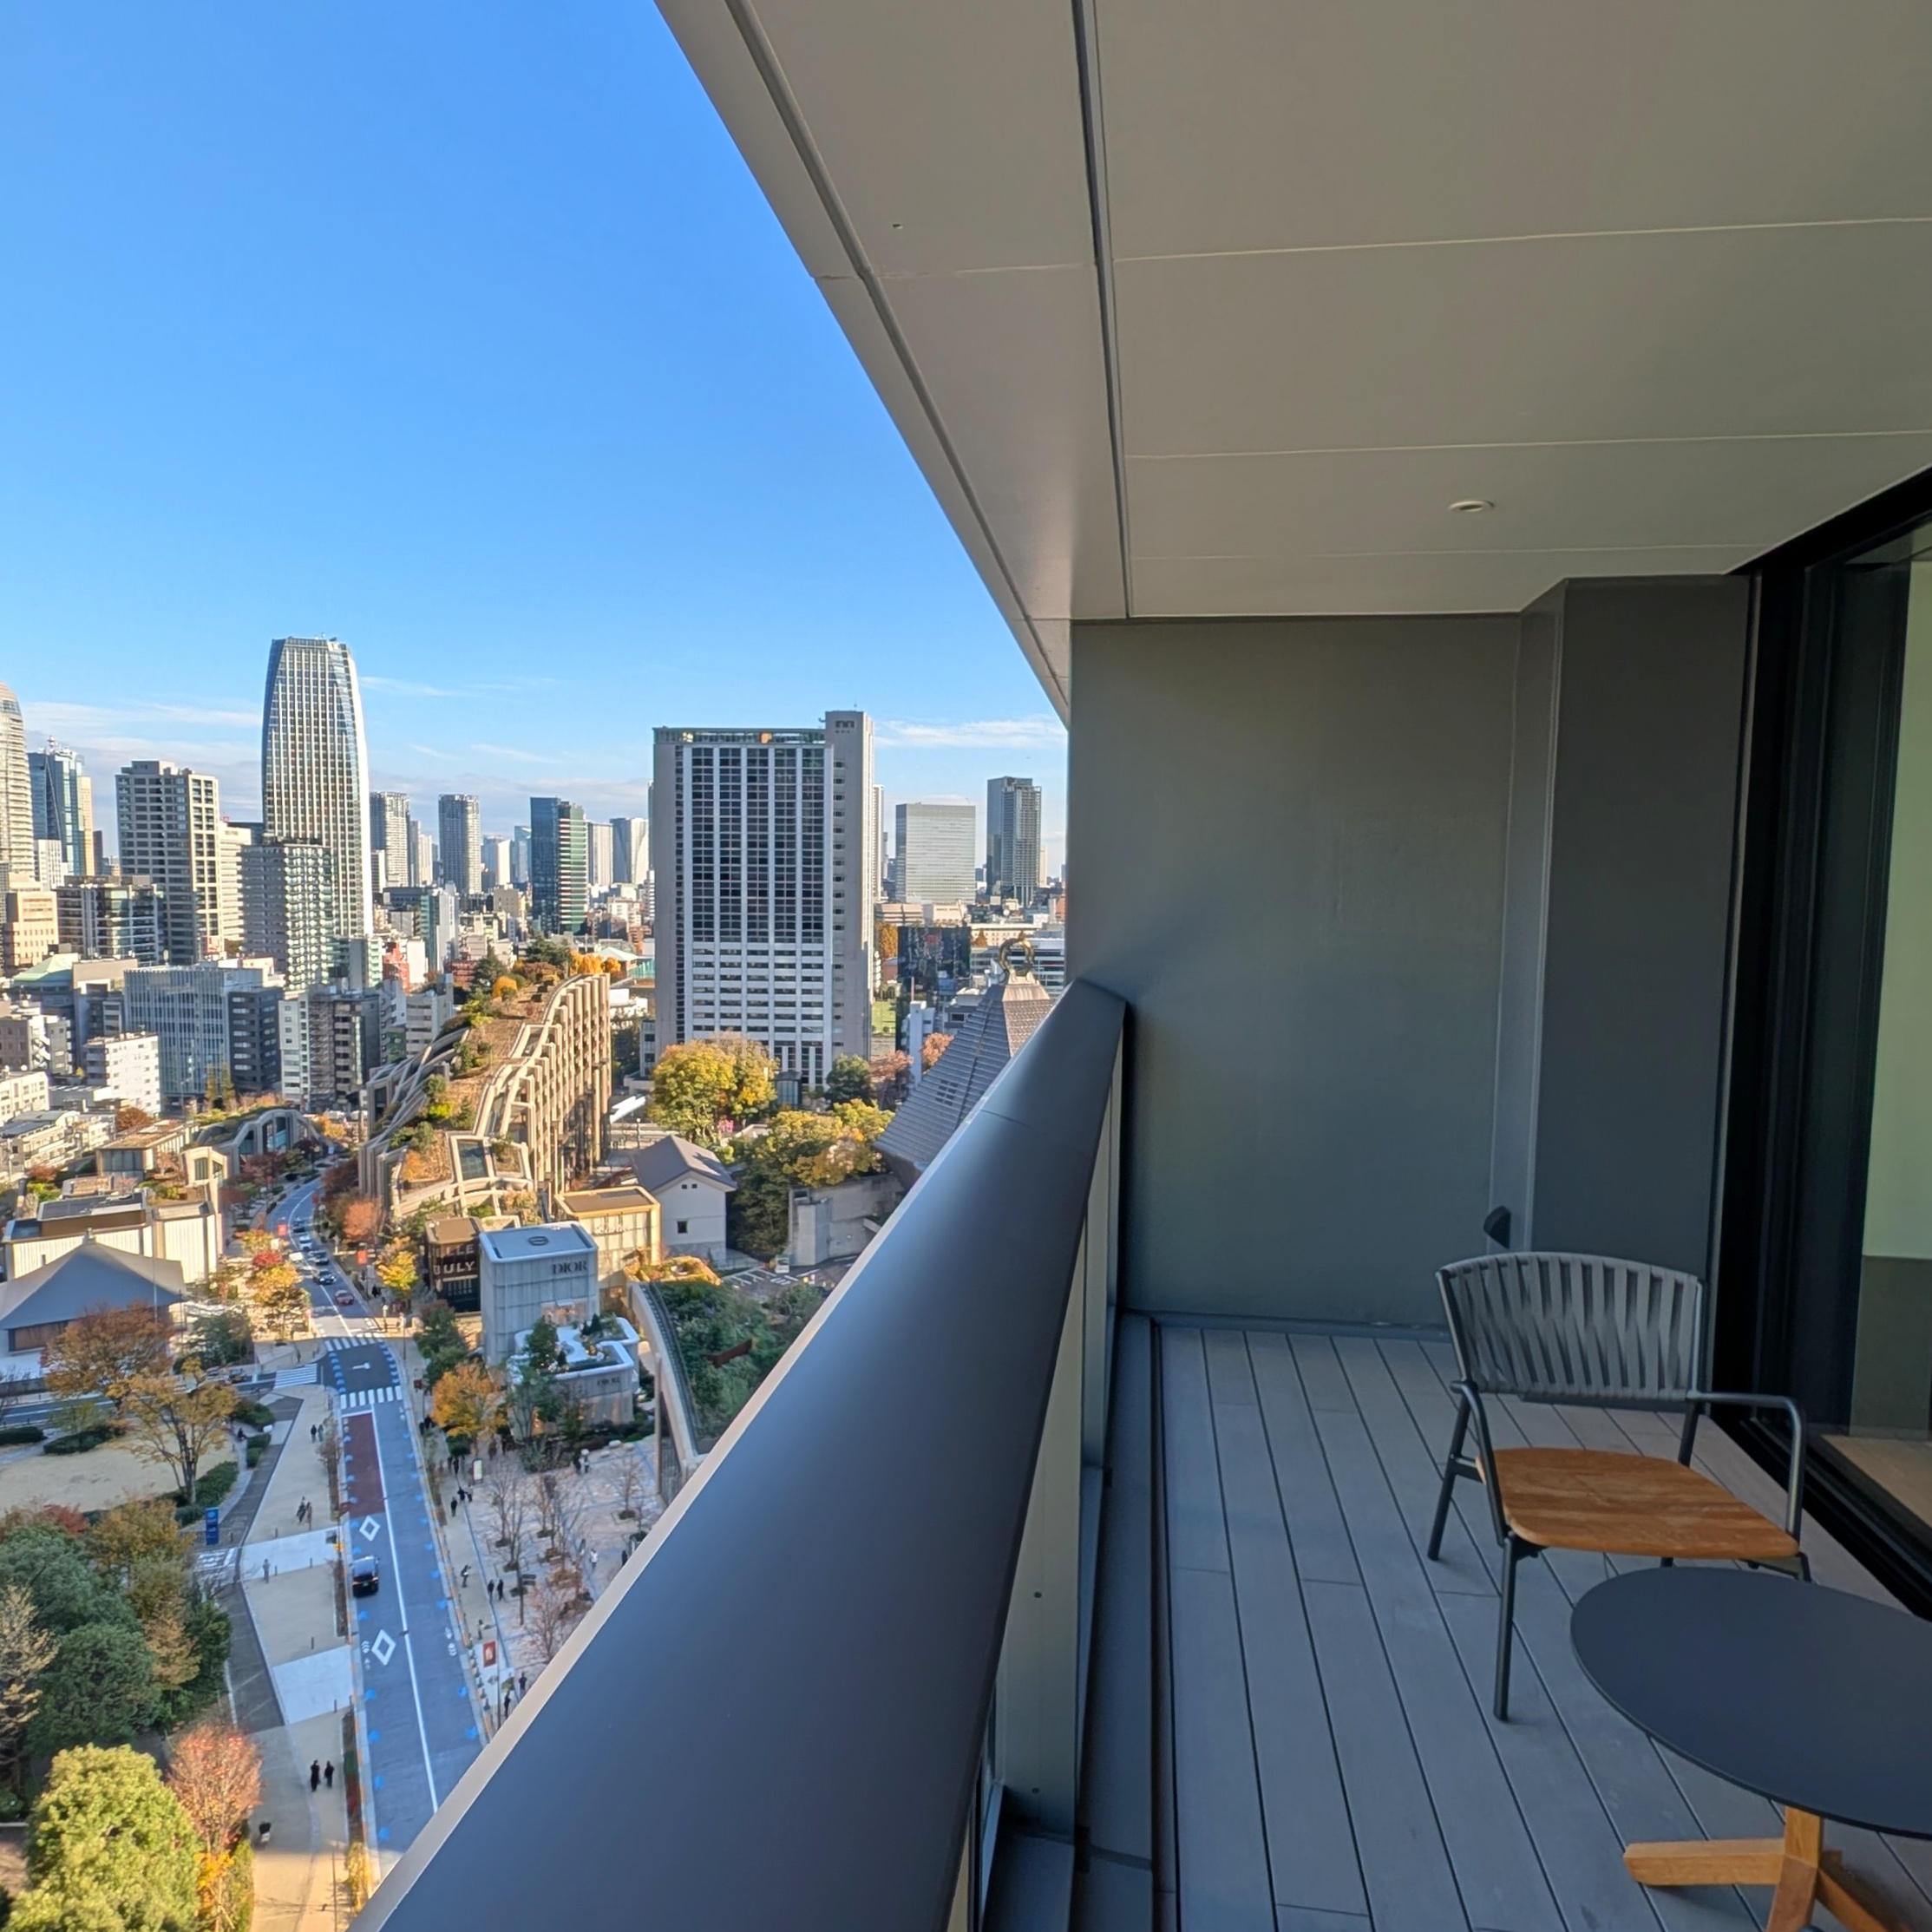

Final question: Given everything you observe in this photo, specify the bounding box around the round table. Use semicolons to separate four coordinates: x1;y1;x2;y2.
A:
1572;1567;1932;1932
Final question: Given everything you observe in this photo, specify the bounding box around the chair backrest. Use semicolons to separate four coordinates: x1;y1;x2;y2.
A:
1437;1252;1706;1405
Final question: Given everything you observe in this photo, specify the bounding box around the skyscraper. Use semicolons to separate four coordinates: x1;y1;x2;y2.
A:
511;825;531;887
261;636;375;984
610;815;647;886
894;802;977;903
370;791;410;894
652;711;876;1084
586;820;614;893
481;834;512;891
29;743;93;881
437;794;482;896
406;816;435;888
240;841;337;994
0;687;34;882
115;762;226;964
986;776;1043;904
530;798;589;935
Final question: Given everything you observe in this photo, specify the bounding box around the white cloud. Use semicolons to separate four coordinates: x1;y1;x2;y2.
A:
876;717;1067;750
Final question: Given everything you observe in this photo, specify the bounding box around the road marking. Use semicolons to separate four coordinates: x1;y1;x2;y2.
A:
362;1392;440;1812
371;1629;396;1667
360;1516;380;1539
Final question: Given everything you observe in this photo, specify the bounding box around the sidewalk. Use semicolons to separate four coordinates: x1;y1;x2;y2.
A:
235;1382;354;1931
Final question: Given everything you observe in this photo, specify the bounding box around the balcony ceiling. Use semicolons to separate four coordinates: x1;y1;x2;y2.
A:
656;0;1932;711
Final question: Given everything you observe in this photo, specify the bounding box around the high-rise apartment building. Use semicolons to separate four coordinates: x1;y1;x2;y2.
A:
0;688;34;884
261;636;375;984
240;841;337;994
511;825;531;887
216;820;252;950
29;743;93;881
408;820;436;889
894;802;977;903
985;776;1043;904
370;791;410;894
122;959;283;1102
0;888;58;973
530;798;588;935
55;876;166;965
610;816;647;887
115;762;226;964
652;711;876;1085
438;794;482;896
586;820;614;894
481;834;512;891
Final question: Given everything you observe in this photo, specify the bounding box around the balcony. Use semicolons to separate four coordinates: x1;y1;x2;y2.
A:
353;980;1929;1932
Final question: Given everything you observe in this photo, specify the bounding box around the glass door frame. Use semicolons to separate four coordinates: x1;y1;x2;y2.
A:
1719;466;1932;1611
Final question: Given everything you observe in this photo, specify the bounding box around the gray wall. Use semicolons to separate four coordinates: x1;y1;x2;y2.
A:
1069;616;1518;1325
1496;579;1751;1277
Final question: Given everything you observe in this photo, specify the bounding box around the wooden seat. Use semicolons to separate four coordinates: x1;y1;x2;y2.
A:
1491;1447;1799;1562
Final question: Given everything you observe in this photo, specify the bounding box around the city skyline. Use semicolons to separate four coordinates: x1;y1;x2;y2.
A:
0;6;1068;871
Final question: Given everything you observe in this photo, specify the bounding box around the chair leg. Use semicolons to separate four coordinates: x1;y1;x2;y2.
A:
1427;1392;1471;1562
1494;1537;1527;1722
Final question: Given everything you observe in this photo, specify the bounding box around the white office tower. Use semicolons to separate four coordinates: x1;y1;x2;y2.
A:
481;834;512;890
261;637;376;984
370;791;410;895
0;687;34;883
652;711;876;1086
116;762;227;964
216;820;252;948
438;793;482;895
894;802;977;904
29;742;93;881
410;821;436;888
587;820;614;893
610;815;646;885
986;775;1044;903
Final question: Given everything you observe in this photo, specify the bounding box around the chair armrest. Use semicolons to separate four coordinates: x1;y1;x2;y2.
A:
1453;1381;1511;1546
1687;1390;1806;1538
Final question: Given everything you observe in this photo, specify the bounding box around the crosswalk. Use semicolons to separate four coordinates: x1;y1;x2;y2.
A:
336;1385;400;1411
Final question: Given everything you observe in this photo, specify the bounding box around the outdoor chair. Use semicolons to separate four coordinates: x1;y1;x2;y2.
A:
1429;1251;1806;1719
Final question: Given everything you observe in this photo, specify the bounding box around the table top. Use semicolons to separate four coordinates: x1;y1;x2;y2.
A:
1571;1568;1932;1838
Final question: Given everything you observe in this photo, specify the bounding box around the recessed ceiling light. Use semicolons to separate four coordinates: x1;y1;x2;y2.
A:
1449;498;1494;514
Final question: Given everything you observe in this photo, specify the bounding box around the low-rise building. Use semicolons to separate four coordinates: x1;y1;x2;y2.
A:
95;1118;193;1178
0;1003;71;1078
603;1135;734;1263
0;889;59;973
478;1220;598;1364
557;1185;661;1291
82;1033;161;1117
788;1170;901;1267
508;1313;640;1427
2;1184;224;1287
426;1214;481;1312
0;1244;185;1359
0;1109;114;1174
0;1070;50;1128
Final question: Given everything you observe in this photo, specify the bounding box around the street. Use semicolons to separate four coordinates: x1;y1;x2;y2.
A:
281;1181;482;1856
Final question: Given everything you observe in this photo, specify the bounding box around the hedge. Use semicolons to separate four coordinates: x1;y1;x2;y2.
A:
0;1424;45;1444
44;1424;120;1456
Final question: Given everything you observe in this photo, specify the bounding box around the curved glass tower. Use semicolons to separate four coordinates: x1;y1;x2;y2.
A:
261;637;375;983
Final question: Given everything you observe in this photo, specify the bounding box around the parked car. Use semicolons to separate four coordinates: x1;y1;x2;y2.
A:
350;1557;380;1596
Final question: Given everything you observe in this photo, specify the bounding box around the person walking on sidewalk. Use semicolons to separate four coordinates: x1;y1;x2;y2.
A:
324;1762;334;1790
310;1761;320;1792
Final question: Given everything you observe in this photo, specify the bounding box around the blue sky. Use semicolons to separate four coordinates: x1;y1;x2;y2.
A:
0;3;1064;866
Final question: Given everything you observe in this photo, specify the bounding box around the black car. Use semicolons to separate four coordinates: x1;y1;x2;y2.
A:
350;1557;380;1596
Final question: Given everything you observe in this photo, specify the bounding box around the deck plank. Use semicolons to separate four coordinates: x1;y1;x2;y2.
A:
1162;1327;1231;1575
1298;1338;1560;1932
1301;1579;1469;1932
1248;1333;1360;1587
1209;1352;1368;1920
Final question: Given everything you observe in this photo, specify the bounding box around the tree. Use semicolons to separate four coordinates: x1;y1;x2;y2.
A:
340;1195;381;1247
190;1308;252;1368
246;1261;307;1342
166;1719;261;1932
430;1361;502;1444
0;1584;56;1791
121;1369;238;1504
726;1104;894;1257
484;1466;527;1582
526;1575;581;1666
376;1241;419;1299
11;1745;200;1932
647;1035;776;1143
921;1031;953;1070
41;1307;174;1421
29;1623;159;1759
868;1050;912;1107
826;1055;874;1105
113;1104;154;1133
613;1449;645;1521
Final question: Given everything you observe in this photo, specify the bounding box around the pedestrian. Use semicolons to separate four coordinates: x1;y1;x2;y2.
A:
518;1671;527;1695
461;1565;471;1588
588;1550;598;1573
324;1761;335;1790
258;1821;272;1846
309;1761;320;1792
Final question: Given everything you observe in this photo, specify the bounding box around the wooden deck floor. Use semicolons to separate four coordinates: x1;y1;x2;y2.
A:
1156;1323;1932;1932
